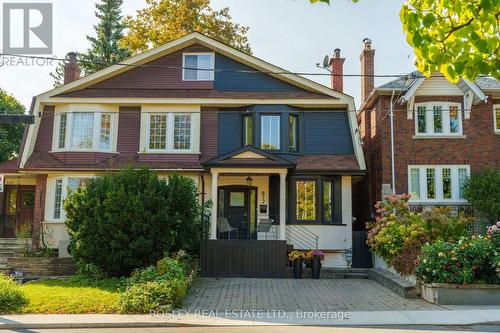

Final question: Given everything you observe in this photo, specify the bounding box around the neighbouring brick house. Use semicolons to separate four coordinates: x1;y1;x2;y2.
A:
356;39;500;221
0;33;367;274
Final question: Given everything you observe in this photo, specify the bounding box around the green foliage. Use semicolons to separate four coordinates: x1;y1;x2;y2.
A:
64;168;204;277
0;274;28;314
0;89;25;163
51;0;130;86
415;235;499;285
311;0;500;81
463;169;500;224
121;0;251;54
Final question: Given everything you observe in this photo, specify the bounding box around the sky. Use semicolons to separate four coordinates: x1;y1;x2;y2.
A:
0;0;415;110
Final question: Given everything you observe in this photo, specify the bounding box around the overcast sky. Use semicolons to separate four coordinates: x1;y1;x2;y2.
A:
0;0;414;110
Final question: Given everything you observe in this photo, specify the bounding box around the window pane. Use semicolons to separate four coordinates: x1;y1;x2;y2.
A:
184;54;212;80
71;113;94;149
496;109;500;130
54;179;63;219
410;168;420;199
6;189;17;216
417;106;426;133
67;178;89;193
442;168;451;199
196;55;212;80
217;189;225;218
243;115;253;146
296;180;316;221
261;115;280;150
426;168;435;199
184;55;197;80
230;192;245;207
458;168;468;199
433;106;442;133
99;114;111;150
449;106;459;133
149;114;167;150
173;114;191;150
58;114;67;149
289;115;297;152
323;181;333;221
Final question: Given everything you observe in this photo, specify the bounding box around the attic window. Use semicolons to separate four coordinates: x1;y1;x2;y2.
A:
182;52;214;81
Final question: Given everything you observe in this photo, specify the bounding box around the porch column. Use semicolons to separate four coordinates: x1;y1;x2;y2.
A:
279;171;287;240
210;171;219;240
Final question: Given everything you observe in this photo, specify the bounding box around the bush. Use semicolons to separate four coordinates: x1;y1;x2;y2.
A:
0;274;28;313
65;168;204;277
415;235;499;285
463;169;500;224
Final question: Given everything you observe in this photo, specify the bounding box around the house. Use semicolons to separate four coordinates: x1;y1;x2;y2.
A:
0;33;365;272
357;39;500;221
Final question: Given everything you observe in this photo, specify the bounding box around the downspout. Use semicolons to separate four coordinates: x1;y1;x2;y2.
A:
390;90;396;195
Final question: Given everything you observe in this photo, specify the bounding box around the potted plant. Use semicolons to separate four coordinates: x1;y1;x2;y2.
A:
288;250;305;279
306;250;325;279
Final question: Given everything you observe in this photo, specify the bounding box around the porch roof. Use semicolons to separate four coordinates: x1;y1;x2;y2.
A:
202;146;295;168
0;158;20;173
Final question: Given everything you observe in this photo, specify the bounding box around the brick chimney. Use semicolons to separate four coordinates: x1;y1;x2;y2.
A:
360;38;375;102
330;48;345;92
64;52;80;84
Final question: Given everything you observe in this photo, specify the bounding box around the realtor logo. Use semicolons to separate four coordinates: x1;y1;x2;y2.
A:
2;3;53;54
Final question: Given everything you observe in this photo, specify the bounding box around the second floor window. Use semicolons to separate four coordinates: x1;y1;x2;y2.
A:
415;102;462;136
261;115;280;150
147;113;193;152
494;105;500;133
289;115;298;152
56;112;114;151
243;114;253;146
182;52;214;81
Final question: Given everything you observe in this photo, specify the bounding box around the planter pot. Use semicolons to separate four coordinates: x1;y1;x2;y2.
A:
421;283;500;305
311;258;321;279
292;261;303;279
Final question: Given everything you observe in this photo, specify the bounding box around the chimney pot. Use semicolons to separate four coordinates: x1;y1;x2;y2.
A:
334;48;341;58
363;38;372;50
64;52;80;84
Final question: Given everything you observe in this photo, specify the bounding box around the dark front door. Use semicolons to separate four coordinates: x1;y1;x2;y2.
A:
1;187;35;238
219;186;257;240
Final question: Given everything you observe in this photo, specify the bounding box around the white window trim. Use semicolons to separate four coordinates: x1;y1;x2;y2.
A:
49;176;93;222
145;112;196;153
52;111;117;153
407;165;470;204
414;102;463;137
182;52;215;81
494;104;500;134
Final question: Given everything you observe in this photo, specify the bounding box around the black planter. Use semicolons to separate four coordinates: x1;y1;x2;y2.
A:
292;260;303;279
311;258;321;279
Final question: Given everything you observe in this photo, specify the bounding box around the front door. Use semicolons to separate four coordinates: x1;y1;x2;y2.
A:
1;187;35;238
219;186;257;240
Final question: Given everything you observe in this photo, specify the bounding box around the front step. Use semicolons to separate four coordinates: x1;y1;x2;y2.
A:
285;267;370;279
0;238;32;245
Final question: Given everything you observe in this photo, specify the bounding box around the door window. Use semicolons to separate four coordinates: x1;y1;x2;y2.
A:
6;189;17;215
230;192;245;207
20;191;35;208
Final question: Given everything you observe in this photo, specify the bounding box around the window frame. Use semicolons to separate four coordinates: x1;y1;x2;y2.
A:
294;178;319;223
407;165;470;203
288;114;299;152
145;112;194;153
414;102;462;137
260;114;281;151
54;111;115;152
242;113;253;146
182;52;215;81
494;104;500;134
51;176;93;221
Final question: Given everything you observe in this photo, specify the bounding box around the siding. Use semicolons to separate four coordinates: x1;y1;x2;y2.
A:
218;112;240;155
200;108;218;160
304;111;353;154
33;105;54;152
415;76;464;95
117;106;141;156
214;54;302;92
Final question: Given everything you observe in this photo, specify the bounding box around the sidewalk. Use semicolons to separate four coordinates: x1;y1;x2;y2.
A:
1;309;500;329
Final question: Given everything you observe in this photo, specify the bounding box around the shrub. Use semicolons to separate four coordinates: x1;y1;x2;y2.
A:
415;235;499;285
463;169;500;224
0;274;28;313
65;168;204;277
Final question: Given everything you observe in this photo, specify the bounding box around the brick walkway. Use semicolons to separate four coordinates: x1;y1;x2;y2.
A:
182;278;440;311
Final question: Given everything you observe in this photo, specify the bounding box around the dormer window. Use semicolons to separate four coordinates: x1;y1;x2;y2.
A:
414;102;462;137
182;52;214;81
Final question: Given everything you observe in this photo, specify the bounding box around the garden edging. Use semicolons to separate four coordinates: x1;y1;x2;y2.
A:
421;283;500;305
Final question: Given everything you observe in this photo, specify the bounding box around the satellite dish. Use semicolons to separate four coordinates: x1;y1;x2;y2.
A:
322;55;330;68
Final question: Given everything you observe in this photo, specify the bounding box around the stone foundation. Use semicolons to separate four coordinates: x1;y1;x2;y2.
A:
7;257;75;276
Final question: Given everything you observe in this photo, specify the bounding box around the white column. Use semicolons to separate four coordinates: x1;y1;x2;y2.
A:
210;171;219;240
279;172;287;240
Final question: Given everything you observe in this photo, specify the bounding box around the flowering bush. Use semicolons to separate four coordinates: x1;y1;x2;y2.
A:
415;235;499;285
305;250;325;261
487;222;500;279
288;250;305;262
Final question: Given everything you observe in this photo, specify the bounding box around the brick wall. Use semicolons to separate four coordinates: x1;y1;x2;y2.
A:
7;257;75;276
32;174;47;249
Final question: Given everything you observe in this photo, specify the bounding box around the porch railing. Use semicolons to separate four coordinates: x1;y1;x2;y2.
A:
286;224;319;250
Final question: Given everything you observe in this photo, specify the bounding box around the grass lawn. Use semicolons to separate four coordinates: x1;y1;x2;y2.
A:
20;275;121;313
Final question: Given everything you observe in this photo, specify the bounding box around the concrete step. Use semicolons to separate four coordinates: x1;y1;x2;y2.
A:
0;258;8;264
0;238;32;245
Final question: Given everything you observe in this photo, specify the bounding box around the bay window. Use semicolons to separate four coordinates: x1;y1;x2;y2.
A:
408;165;470;202
261;115;280;150
414;102;462;136
289;115;298;152
146;113;194;152
55;112;115;151
242;114;253;146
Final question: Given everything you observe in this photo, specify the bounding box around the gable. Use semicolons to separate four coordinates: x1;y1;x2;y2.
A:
415;76;464;96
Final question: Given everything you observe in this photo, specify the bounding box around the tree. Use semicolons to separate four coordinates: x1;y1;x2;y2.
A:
50;0;130;86
0;89;25;163
463;169;500;224
310;0;500;82
64;168;205;277
121;0;251;55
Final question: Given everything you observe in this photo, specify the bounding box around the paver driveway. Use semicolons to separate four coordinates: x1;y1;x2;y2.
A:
182;278;440;311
